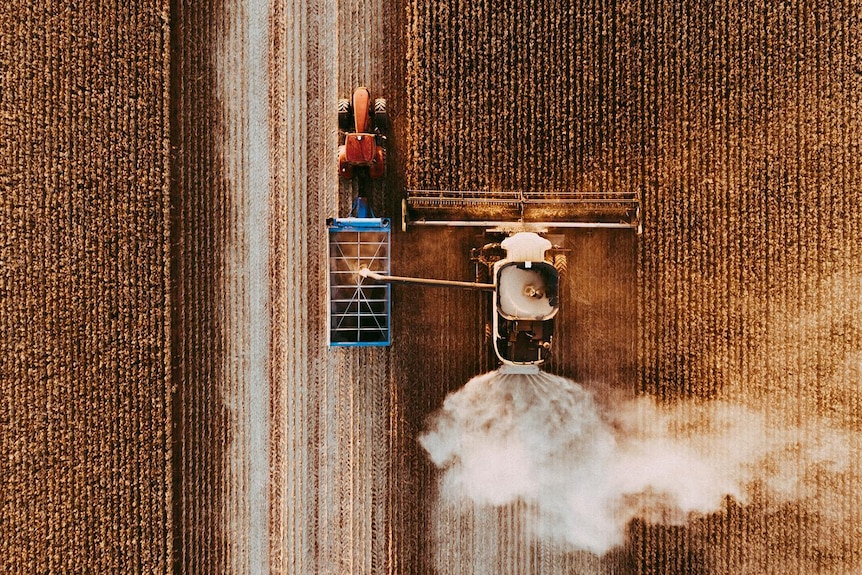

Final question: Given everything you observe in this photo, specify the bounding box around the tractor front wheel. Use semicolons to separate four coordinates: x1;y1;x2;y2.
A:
374;98;388;130
337;99;351;131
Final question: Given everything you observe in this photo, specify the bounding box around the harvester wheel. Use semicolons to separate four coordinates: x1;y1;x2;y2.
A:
374;98;389;130
553;254;568;277
337;99;351;131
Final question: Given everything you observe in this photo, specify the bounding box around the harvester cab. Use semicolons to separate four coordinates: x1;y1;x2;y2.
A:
492;233;559;365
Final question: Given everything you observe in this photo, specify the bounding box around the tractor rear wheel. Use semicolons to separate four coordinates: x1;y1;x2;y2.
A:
337;99;351;131
374;98;388;130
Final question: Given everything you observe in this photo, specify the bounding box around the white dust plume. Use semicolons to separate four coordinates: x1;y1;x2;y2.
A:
419;368;850;555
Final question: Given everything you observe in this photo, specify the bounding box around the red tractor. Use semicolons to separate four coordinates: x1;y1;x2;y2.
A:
338;87;387;180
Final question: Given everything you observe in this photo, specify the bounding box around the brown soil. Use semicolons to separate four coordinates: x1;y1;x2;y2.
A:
0;2;172;573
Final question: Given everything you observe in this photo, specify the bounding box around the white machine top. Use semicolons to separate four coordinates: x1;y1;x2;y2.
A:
500;232;552;261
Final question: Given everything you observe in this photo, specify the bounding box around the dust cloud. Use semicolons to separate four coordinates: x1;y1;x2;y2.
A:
419;368;851;555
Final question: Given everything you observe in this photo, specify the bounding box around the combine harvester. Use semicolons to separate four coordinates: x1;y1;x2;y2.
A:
327;87;641;369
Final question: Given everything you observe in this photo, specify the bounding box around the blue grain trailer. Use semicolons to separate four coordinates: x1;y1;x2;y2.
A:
326;199;391;347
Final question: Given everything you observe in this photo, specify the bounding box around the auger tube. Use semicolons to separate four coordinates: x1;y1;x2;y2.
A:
359;267;494;291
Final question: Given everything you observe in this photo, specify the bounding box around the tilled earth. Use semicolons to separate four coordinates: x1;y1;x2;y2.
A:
0;2;172;574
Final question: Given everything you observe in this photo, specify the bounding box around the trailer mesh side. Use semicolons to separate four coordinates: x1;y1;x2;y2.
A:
327;219;391;346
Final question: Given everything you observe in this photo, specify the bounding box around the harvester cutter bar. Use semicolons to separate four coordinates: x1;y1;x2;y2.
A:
404;189;642;233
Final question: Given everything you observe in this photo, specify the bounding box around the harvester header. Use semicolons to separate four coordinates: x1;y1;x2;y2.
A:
403;188;642;233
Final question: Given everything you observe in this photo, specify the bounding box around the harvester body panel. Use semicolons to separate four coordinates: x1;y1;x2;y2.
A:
492;233;559;366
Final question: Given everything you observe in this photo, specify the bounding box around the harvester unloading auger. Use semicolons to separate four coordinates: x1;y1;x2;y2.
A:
327;87;641;368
